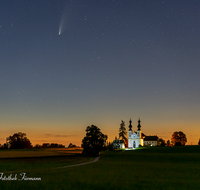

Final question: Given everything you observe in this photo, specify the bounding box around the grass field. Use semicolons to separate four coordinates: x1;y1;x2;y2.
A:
0;148;94;172
0;146;200;190
0;147;83;158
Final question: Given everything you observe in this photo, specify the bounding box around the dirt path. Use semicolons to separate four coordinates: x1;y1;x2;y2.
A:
6;155;105;173
55;156;101;169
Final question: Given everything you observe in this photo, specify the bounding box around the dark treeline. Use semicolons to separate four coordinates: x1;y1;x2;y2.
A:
33;143;65;148
34;143;78;149
0;132;68;149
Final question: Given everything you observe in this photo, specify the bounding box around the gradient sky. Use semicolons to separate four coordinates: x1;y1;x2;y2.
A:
1;0;200;146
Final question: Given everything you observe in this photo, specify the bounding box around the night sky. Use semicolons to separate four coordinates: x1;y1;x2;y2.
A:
1;0;200;146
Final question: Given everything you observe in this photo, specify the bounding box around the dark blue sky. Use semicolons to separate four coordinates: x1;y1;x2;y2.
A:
1;0;200;145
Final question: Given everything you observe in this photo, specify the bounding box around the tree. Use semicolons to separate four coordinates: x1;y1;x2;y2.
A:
119;120;127;144
57;144;65;148
171;131;187;146
158;138;165;147
68;143;77;148
198;139;200;145
6;132;32;149
175;141;182;146
42;143;50;148
50;143;60;148
34;144;42;148
106;142;114;151
0;143;8;149
167;140;170;147
81;125;107;156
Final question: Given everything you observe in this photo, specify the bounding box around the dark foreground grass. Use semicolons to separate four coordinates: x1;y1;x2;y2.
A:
1;146;200;190
0;154;94;172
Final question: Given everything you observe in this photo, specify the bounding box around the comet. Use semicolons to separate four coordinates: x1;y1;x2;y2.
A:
58;6;68;36
58;18;64;35
58;0;75;36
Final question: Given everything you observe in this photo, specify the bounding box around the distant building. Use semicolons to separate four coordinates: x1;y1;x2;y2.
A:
113;139;125;149
144;135;158;146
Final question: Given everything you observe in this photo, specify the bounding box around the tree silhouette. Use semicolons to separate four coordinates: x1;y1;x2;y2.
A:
175;141;182;146
171;131;187;146
6;132;32;149
198;139;200;145
42;143;50;148
81;125;107;156
40;143;65;148
119;120;127;144
0;143;8;149
34;144;42;148
68;143;77;148
158;138;165;146
167;140;170;146
106;142;114;151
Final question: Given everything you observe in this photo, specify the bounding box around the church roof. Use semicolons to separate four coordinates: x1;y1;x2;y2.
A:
141;133;146;138
144;136;158;141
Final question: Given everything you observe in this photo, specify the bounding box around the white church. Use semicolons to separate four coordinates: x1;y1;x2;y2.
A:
113;119;159;149
128;119;159;148
128;119;144;148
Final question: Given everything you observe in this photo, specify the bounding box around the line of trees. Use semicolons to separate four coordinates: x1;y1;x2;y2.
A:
1;124;199;155
34;143;65;148
0;132;69;149
34;143;77;148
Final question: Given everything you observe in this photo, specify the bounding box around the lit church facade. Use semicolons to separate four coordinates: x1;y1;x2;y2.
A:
113;119;159;149
128;119;144;148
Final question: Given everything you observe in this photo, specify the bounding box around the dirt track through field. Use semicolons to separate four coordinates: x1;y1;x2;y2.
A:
5;156;102;173
55;156;101;169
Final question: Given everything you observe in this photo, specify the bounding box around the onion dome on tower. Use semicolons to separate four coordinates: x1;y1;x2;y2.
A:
137;119;141;131
129;119;133;131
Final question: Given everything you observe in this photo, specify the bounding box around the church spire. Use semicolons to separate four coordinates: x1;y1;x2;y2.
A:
137;118;141;131
129;119;132;131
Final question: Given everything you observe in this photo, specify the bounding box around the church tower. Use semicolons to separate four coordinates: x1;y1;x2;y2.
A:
137;119;141;138
137;119;144;146
129;119;132;131
128;119;133;148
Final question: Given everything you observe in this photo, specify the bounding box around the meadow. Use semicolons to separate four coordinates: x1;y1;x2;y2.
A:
0;146;200;190
0;147;83;158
